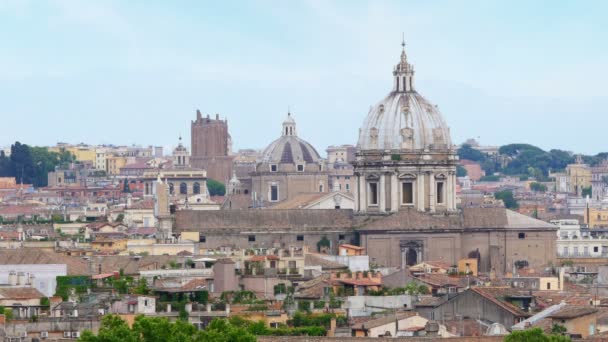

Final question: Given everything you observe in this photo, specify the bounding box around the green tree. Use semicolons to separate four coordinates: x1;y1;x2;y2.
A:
79;314;140;342
504;327;570;342
207;179;226;196
133;278;150;295
456;165;468;177
115;213;125;223
495;190;519;209
530;182;547;192
0;305;14;321
582;186;592;198
316;236;331;253
457;144;487;162
551;324;567;335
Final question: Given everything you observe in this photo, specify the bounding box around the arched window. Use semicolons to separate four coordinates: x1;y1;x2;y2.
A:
180;182;187;195
193;182;201;194
169;183;174;195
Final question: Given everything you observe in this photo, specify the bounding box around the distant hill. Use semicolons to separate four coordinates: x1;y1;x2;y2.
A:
458;143;608;181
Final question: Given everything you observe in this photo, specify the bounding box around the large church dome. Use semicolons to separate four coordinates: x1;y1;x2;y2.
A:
261;113;321;164
357;42;452;151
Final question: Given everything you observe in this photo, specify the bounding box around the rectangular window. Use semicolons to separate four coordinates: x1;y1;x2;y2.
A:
345;184;350;191
297;164;304;172
402;182;413;204
518;232;526;239
573;247;579;256
369;182;378;206
199;235;206;243
270;185;278;201
547;282;551;290
594;246;599;253
339;234;345;240
270;164;278;172
297;235;304;241
436;182;444;204
248;235;255;242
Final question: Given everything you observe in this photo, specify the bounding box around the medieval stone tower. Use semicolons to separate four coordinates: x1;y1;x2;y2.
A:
190;110;234;183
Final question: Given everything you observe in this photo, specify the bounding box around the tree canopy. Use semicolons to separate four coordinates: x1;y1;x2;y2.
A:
79;315;256;342
207;179;226;196
495;190;519;209
0;142;74;187
504;327;570;342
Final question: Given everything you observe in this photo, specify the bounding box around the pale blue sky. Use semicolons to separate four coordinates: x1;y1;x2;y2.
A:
1;0;607;155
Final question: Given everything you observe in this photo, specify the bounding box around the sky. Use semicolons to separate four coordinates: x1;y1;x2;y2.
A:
1;0;607;156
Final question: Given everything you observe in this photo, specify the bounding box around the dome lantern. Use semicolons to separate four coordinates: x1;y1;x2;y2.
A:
282;112;297;137
393;36;415;92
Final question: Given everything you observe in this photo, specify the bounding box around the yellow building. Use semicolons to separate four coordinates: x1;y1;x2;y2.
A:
585;207;608;228
49;146;96;163
106;156;127;175
91;238;127;254
566;162;591;196
457;258;478;276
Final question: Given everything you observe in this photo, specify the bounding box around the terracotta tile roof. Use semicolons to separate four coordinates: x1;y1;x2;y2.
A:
0;287;45;300
335;278;381;286
340;244;364;250
247;255;279;262
549;306;598;319
270;193;328;209
352;313;412;330
126;199;154;210
304;254;348;270
294;274;330;299
176;209;354;231
471;287;531;317
0;249;88;275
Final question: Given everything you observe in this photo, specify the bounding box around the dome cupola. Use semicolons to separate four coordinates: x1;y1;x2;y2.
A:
357;39;452;152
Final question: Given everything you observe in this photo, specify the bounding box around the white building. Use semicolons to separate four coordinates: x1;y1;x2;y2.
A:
0;264;67;297
553;219;607;258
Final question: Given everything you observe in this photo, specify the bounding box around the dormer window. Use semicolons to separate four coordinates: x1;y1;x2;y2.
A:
297;164;304;172
270;164;278;172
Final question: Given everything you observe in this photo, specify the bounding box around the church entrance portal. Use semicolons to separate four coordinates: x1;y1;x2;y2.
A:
400;240;423;268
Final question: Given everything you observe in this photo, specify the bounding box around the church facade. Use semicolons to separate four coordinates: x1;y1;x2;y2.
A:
170;41;557;275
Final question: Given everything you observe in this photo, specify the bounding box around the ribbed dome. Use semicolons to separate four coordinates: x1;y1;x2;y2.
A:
357;92;452;151
262;136;321;164
261;113;321;164
357;44;452;151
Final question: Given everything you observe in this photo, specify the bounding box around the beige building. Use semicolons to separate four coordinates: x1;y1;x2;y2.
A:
106;156;127;176
250;113;328;204
566;159;591;196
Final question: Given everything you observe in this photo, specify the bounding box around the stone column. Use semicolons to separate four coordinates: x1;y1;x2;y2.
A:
429;172;435;213
446;173;454;210
359;175;366;212
390;173;399;212
417;176;425;211
452;173;457;211
379;174;386;212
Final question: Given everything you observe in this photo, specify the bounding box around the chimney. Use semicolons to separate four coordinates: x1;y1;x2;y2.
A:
8;271;17;286
17;272;25;286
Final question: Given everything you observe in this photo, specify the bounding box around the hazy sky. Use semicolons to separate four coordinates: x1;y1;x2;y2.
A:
1;0;607;155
